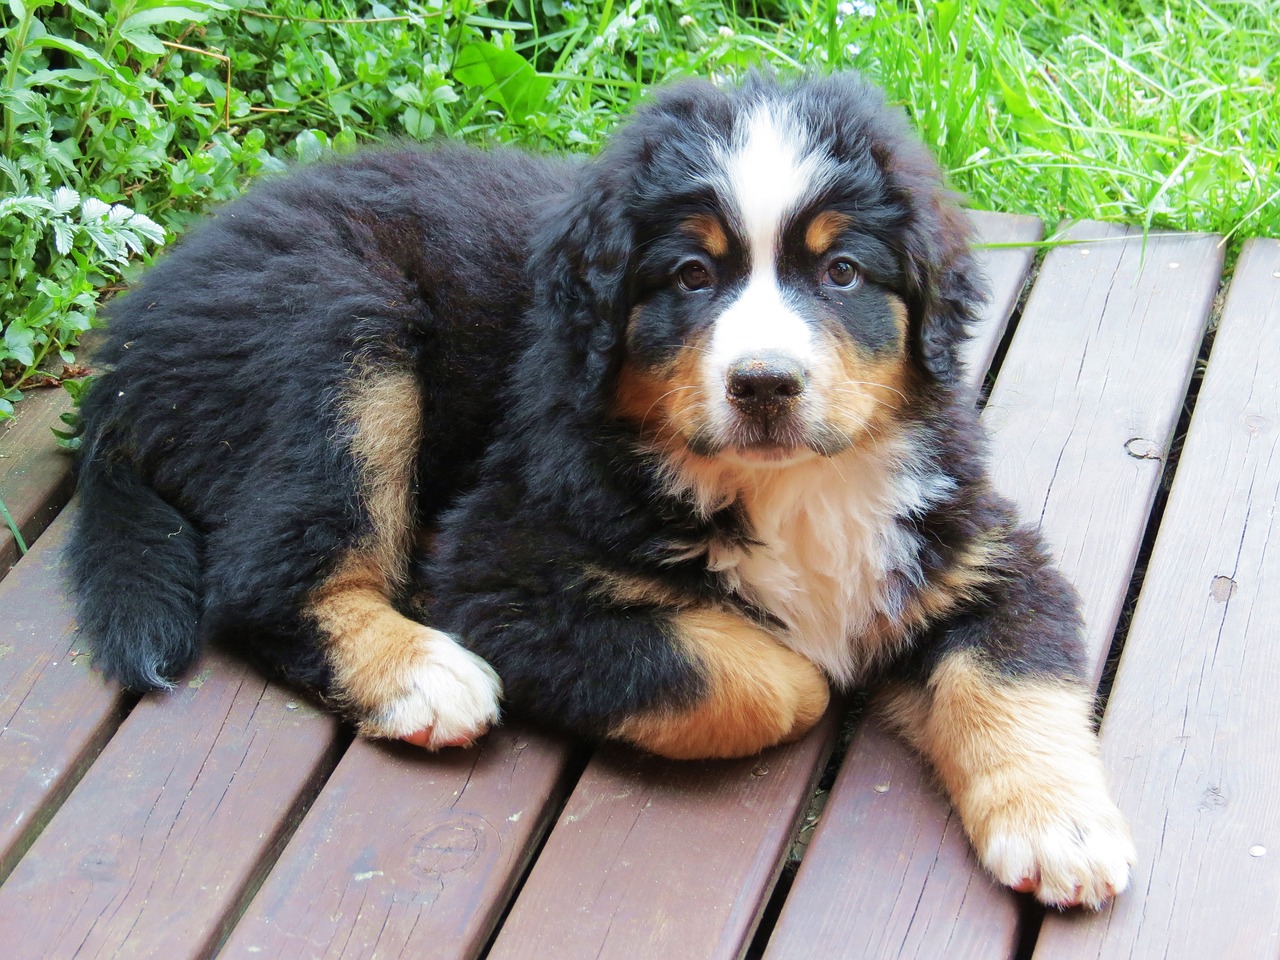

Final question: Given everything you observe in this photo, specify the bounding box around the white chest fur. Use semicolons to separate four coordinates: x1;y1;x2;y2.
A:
703;442;949;685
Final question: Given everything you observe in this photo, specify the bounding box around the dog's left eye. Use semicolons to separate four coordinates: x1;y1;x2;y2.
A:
676;260;715;292
824;259;860;289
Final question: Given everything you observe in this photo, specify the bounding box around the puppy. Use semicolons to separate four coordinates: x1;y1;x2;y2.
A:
69;72;1134;908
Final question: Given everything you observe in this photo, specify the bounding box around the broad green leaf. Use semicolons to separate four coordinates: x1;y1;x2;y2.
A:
402;106;435;140
120;28;167;55
28;34;126;80
453;42;549;123
122;6;220;31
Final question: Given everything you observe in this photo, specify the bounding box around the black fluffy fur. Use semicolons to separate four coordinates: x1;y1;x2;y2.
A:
71;145;577;691
71;72;1085;741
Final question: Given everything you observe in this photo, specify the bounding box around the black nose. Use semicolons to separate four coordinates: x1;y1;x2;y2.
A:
725;355;807;405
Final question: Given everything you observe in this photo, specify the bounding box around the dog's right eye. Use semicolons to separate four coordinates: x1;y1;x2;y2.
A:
676;260;714;292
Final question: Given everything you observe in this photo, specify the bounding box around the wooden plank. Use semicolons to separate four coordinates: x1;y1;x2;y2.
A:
762;223;1225;959
961;209;1043;388
0;648;343;960
220;726;581;960
488;709;842;960
0;510;128;882
486;213;1043;960
1033;238;1280;958
0;387;77;578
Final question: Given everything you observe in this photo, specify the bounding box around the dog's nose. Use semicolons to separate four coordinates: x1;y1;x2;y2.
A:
726;355;807;406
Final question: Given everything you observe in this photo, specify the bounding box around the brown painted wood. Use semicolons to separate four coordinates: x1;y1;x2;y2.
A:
0;387;77;578
983;225;1223;679
484;213;1042;960
762;223;1225;959
488;707;841;960
0;647;343;960
221;726;581;960
0;509;128;882
961;209;1043;387
1033;239;1280;958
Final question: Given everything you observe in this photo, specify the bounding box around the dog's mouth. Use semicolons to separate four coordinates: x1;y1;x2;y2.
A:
684;418;853;465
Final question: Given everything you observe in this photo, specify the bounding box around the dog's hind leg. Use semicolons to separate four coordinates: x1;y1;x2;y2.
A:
305;364;501;748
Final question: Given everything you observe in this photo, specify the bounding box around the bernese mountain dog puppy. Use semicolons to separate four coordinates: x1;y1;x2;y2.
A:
69;72;1134;908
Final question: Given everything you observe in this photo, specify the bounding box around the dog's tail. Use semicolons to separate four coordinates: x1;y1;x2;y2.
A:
67;446;203;690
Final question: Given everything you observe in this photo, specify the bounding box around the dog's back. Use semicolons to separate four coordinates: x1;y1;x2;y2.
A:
69;144;573;692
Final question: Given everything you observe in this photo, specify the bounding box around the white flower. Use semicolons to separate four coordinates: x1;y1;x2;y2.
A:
678;14;694;26
718;25;734;38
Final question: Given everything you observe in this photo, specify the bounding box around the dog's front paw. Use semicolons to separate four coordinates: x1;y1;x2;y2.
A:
357;629;503;750
969;778;1135;909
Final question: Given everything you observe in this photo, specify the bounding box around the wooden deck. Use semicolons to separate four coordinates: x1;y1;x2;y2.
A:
0;213;1276;959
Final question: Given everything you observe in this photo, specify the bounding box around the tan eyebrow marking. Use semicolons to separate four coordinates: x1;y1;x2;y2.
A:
680;213;729;258
805;211;854;254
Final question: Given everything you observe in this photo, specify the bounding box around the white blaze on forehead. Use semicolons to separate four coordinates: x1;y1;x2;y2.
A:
703;103;832;383
723;103;832;276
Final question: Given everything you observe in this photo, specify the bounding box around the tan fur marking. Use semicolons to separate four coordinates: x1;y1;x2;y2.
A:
681;213;729;257
820;306;915;443
614;325;714;451
340;366;422;589
610;607;830;759
585;566;694;611
804;210;853;254
309;366;427;724
311;554;425;723
879;649;1134;908
891;531;1011;633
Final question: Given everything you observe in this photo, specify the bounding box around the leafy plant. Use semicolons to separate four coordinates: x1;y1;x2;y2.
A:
0;0;1275;426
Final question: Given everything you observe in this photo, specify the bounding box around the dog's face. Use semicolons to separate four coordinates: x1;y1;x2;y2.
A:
529;73;982;472
616;100;923;468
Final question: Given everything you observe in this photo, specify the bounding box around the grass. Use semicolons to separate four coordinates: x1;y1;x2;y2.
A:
0;0;1276;421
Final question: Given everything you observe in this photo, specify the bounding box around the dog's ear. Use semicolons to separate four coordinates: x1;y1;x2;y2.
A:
857;100;988;386
891;174;988;386
522;160;636;401
911;201;987;385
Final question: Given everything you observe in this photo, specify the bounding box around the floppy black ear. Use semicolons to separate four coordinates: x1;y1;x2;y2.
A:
915;203;987;385
879;159;987;385
522;160;636;402
855;104;988;386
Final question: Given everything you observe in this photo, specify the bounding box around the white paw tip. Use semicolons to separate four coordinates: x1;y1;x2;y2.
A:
365;632;502;749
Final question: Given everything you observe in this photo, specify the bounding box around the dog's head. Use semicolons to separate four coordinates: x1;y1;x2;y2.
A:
523;72;984;473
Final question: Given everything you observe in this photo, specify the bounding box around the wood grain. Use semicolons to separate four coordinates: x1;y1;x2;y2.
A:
761;223;1224;959
0;648;343;960
0;388;77;578
487;708;841;960
221;726;581;960
1033;238;1280;958
0;510;128;882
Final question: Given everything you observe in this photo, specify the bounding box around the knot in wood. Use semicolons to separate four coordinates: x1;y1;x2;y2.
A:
1210;576;1237;602
1124;437;1162;460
